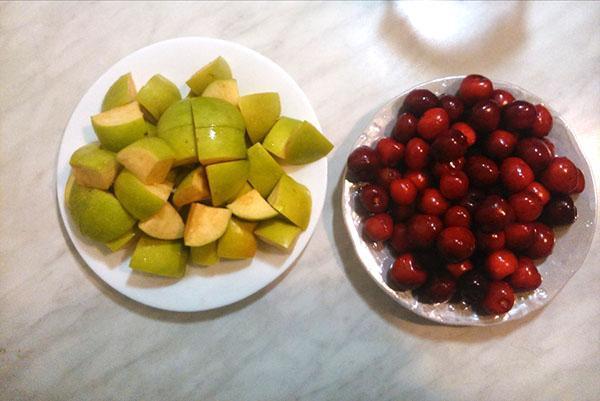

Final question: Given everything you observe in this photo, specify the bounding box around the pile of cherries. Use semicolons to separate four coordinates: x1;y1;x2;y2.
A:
347;74;585;315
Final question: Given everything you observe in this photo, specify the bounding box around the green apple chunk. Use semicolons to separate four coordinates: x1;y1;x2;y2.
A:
105;228;139;252
157;99;192;132
130;235;188;278
102;73;137;112
146;121;157;137
184;203;231;247
234;181;253;198
190;97;245;131
157;125;197;166
202;79;239;106
91;102;147;152
227;189;278;221
247;143;284;198
254;219;302;251
267;175;311;230
195;126;246;165
206;160;249;206
172;167;210;208
138;202;184;240
217;217;257;259
116;137;175;184
239;92;281;143
262;117;302;158
186;56;233;95
136;74;182;121
150;169;177;201
285;121;334;164
69;142;119;190
114;170;166;220
67;181;136;242
190;241;219;266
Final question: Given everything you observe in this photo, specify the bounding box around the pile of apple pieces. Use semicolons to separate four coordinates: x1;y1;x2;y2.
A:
66;57;333;278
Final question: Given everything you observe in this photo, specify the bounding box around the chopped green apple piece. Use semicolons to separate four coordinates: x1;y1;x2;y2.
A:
69;142;119;190
190;97;245;131
267;175;311;230
138;202;184;240
186;56;232;95
146;121;157;137
91;102;147;152
157;99;192;133
247;143;284;197
239;92;281;143
195;126;246;165
285;121;333;164
157;125;196;166
148;169;176;201
116;137;175;184
254;219;302;251
184;203;231;247
202;79;239;106
234;181;253;198
105;228;139;252
227;189;278;221
262;117;302;158
172;167;210;208
102;73;137;112
114;170;166;220
136;74;182;121
217;217;257;259
190;242;219;266
130;235;188;278
205;160;249;206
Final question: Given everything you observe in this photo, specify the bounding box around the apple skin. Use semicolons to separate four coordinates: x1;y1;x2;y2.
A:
239;92;281;143
146;121;157;137
69;142;119;190
102;73;137;112
202;79;239;106
130;235;188;278
254;218;302;251
156;99;197;166
186;56;233;95
190;97;245;131
267;175;311;230
105;228;139;252
138;202;185;240
247;143;284;198
205;160;250;206
91;102;147;152
172;167;210;208
284;121;333;164
195;126;246;165
184;203;232;247
262;117;302;159
113;170;166;220
116;137;175;184
157;99;192;133
227;189;278;221
217;217;257;259
190;242;219;266
136;74;182;121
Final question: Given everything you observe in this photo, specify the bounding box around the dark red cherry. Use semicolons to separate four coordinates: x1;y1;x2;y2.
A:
407;214;443;249
525;181;551;206
503;100;536;131
458;188;486;213
508;192;543;223
500;157;535;193
376;138;404;167
363;213;394;242
504;223;534;251
458;270;489;305
404;170;430;192
417;108;450;141
541;157;578;194
490;89;515;107
541;194;577;226
451;122;477;146
376;167;401;189
482;281;514;314
526;223;555;259
431;129;468;162
404;137;430;170
403;89;439;117
418;188;449;216
444;205;471;227
390;253;428;289
465;155;499;187
437;226;476;262
474;195;515;232
389;223;412;254
439;171;469;200
422;272;457;302
530;104;553;138
390;203;415;222
446;259;473;279
433;157;465;178
347;146;381;181
484;130;517;160
439;95;464;122
458;74;493;105
470;100;501;132
508;257;542;291
359;184;389;214
514;137;553;173
393;112;418;143
476;230;506;252
573;168;585;194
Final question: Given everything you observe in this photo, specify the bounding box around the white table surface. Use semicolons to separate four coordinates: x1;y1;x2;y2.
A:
1;2;599;400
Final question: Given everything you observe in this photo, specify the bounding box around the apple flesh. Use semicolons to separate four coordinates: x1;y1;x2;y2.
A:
172;167;210;208
186;56;233;95
116;137;175;184
239;92;281;143
217;217;257;259
136;74;182;121
227;189;278;221
138;202;184;240
130;235;188;278
184;203;232;247
262;117;301;158
254;219;302;251
202;79;239;106
190;242;219;266
69;142;119;190
149;169;176;201
102;73;137;112
190;97;245;131
267;175;311;230
247;143;284;198
195;126;246;165
114;170;166;220
205;160;249;206
105;228;139;252
91;102;147;152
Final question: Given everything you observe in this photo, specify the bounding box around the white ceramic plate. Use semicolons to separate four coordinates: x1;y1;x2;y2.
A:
342;76;597;326
56;37;327;312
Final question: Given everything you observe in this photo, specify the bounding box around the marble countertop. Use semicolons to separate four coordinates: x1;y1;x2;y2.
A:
1;2;599;400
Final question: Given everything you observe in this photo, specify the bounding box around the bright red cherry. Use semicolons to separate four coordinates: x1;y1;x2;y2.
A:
439;171;469;200
419;188;449;215
393;112;418;143
437;227;476;262
485;249;518;280
541;194;577;226
389;223;411;254
423;272;457;302
433;157;465;178
458;270;489;305
347;146;381;181
458;74;493;105
465;155;499;187
503;100;536;131
390;178;418;205
451;122;477;146
363;213;394;242
376;138;404;166
439;95;464;122
490;89;515;107
504;223;534;251
541;157;578;194
482;281;515;314
470;100;501;132
407;214;443;249
484;130;517;160
376;167;401;189
526;223;555;259
508;192;543;223
403;89;439;117
431;129;468;162
390;253;428;289
444;205;471;227
500;157;534;193
525;181;551;206
530;104;553;138
476;230;506;252
474;195;515;232
404;170;430;192
417;108;450;141
509;257;542;291
359;184;389;214
404;138;430;170
390;203;415;222
446;259;473;278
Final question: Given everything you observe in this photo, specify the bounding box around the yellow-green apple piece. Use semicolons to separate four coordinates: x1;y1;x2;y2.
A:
105;228;140;252
149;169;176;201
254;219;302;251
217;217;257;259
227;189;278;221
190;241;219;266
172;167;210;208
136;74;182;121
114;170;166;220
262;117;302;158
186;90;197;98
239;92;281;143
284;121;333;164
195;126;246;165
190;97;245;131
202;79;239;106
184;203;231;246
146;121;157;137
267;175;311;230
205;160;249;206
138;202;184;240
186;56;233;95
157;99;192;132
247;143;284;197
234;181;253;198
102;73;137;112
69;142;119;190
91;102;147;152
157;125;196;166
130;235;188;278
116;137;175;184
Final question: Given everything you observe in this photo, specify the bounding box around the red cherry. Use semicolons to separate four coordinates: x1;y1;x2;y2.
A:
541;194;577;226
417;108;450;141
459;270;489;305
458;74;493;105
465;155;499;187
433;157;465;178
390;178;418;205
504;223;534;251
403;89;439;116
500;157;534;193
389;223;411;254
423;272;457;302
347;146;381;182
363;213;394;242
508;257;542;291
484;130;517;160
525;181;551;206
390;203;415;222
419;188;449;215
541;157;578;194
404;170;430;192
359;184;389;214
514;137;553;173
390;253;428;289
474;195;515;232
458;188;486;213
508;192;543;223
404;138;431;170
482;281;515;314
393;112;418;143
470;100;501;132
407;214;443;249
444;205;471;227
485;249;518;280
431;129;468;162
439;95;464;122
476;230;506;252
446;259;473;278
376;138;404;167
526;222;555;259
451;122;477;146
573;168;585;193
490;89;515;107
503;100;536;131
530;104;553;138
376;167;401;189
437;227;476;262
439;171;469;200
